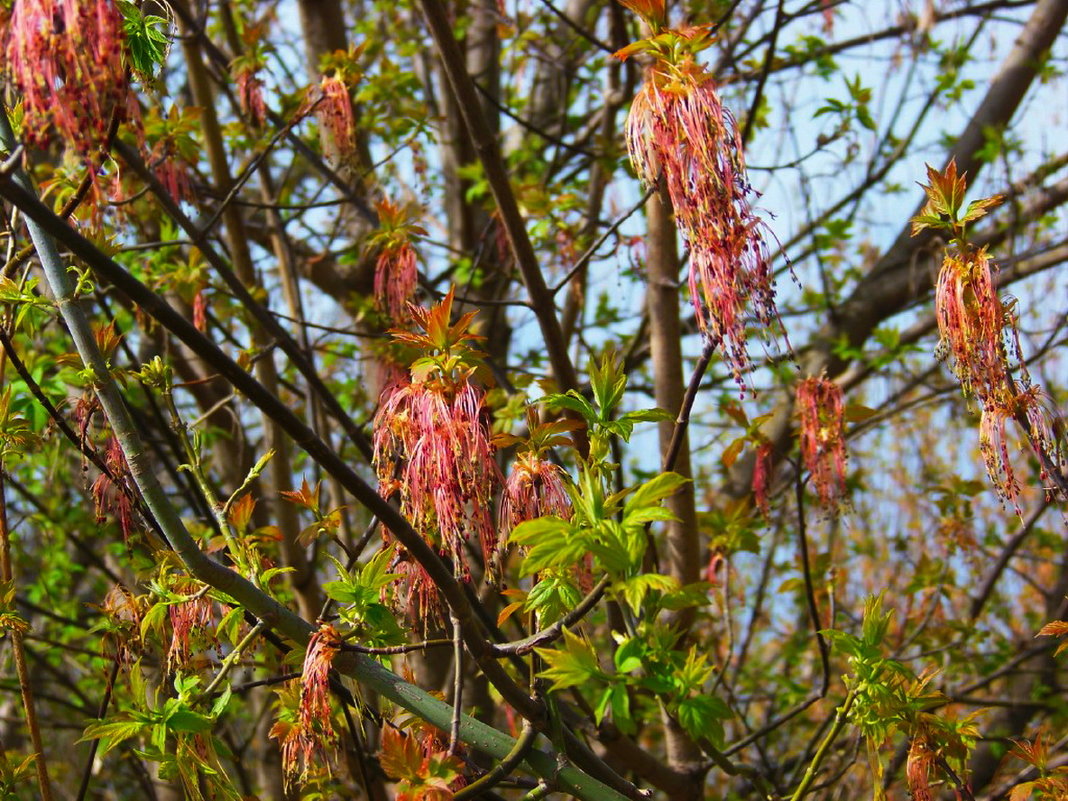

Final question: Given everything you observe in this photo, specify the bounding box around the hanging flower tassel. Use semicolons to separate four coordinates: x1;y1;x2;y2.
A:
273;623;343;788
796;375;848;514
372;288;502;622
370;198;424;322
915;160;1065;511
7;0;131;157
616;5;779;390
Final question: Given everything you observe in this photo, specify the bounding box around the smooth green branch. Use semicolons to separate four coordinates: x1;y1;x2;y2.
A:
789;688;858;801
158;370;251;576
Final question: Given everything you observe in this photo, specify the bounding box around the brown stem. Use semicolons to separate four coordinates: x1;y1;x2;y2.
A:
0;473;54;801
417;0;586;454
645;187;704;791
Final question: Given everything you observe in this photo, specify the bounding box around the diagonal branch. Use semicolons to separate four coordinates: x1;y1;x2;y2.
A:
417;1;584;438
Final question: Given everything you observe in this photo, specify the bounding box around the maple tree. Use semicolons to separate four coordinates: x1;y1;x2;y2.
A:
0;1;1067;800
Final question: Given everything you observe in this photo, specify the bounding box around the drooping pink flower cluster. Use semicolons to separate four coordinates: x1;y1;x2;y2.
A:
276;623;342;788
617;23;778;390
906;731;934;801
167;588;216;670
129;105;200;209
915;162;1064;510
935;248;1062;509
6;0;130;156
317;74;356;160
496;413;589;587
372;289;501;620
935;249;1008;402
312;46;363;163
375;379;499;567
751;441;774;517
796;375;848;513
371;198;423;322
236;66;268;127
499;451;572;534
91;436;138;542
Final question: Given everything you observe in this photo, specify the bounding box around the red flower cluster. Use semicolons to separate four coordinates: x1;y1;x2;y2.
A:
373;289;501;620
371;198;424;322
906;731;934;801
91;436;138;542
936;248;1060;509
6;0;130;156
317;74;356;160
276;623;342;788
236;67;267;127
796;375;848;513
499;451;571;534
916;161;1063;510
751;441;774;517
167;588;215;670
618;23;778;389
375;379;499;567
935;249;1008;402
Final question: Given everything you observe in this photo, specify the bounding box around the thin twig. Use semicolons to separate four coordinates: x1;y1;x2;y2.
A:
788;690;857;801
663;339;716;473
740;0;786;146
454;721;539;800
74;654;121;801
491;575;610;657
794;473;831;697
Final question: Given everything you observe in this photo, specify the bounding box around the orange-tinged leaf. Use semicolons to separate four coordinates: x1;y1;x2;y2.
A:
912;159;971;234
617;0;666;28
280;477;321;513
613;40;649;62
380;727;423;781
497;601;525;627
721;401;749;427
721;437;746;469
960;193;1004;224
1036;620;1068;638
928;158;967;218
228;493;255;531
1008;780;1036;801
910;213;947;237
491;432;523;448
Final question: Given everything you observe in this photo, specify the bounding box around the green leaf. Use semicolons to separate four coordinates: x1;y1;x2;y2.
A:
79;719;147;755
623;472;689;523
589;352;626;420
676;694;729;744
117;0;172;79
511;515;573;546
543;392;597;424
613;636;644;674
215;605;245;647
959;194;1004;224
140;601;169;642
209;686;233;719
535;628;607;691
614;573;679;615
165;708;214;734
525;572;582;624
